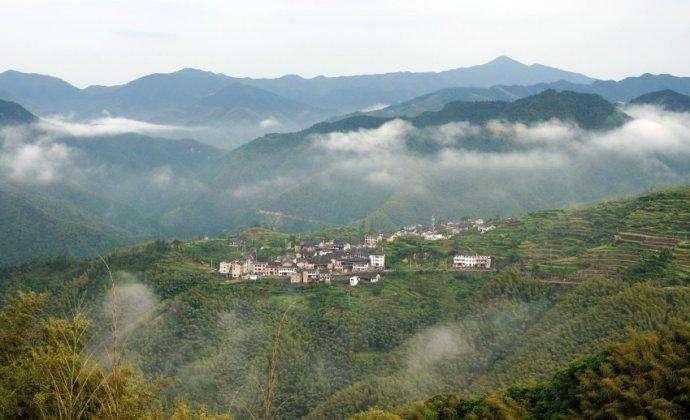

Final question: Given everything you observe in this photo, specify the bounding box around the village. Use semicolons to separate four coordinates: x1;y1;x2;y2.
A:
217;218;495;286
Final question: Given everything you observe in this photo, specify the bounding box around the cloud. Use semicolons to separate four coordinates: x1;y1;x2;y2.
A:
40;116;184;137
316;119;413;153
259;116;282;129
592;105;690;154
360;103;389;113
0;126;72;183
309;107;690;195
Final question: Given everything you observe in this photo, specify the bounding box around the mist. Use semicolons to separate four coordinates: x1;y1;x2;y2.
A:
40;116;186;138
306;106;690;203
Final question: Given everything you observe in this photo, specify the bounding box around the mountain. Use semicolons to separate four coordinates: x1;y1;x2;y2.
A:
0;70;81;111
1;187;688;417
412;89;630;130
371;75;690;118
0;181;136;264
3;88;688;263
363;321;690;419
209;90;649;231
438;55;594;86
629;89;690;112
0;69;330;148
0;57;596;146
0;120;230;263
240;56;594;112
0;99;38;125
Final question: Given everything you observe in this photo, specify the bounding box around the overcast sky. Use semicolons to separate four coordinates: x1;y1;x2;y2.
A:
2;0;689;88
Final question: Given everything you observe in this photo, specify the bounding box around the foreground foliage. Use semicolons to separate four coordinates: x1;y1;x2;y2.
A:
363;320;690;419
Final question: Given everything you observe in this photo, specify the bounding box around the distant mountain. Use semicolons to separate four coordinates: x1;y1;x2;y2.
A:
0;125;227;263
0;70;80;111
438;55;594;86
371;75;690;118
0;69;330;148
370;86;526;117
413;89;630;130
0;99;38;126
0;57;597;147
629;89;690;112
45;132;226;234
2;87;690;261
240;56;594;112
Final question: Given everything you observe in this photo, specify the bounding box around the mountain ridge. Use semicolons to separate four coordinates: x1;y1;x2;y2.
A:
629;89;690;112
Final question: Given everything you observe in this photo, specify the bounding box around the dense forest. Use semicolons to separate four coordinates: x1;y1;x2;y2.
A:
0;186;689;418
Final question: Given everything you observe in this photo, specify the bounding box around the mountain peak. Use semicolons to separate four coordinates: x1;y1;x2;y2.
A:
630;89;690;112
485;55;525;66
0;98;39;125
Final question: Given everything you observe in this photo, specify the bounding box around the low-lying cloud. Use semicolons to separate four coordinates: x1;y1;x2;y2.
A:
40;116;184;137
360;103;389;113
259;116;282;129
309;105;690;194
0;125;72;183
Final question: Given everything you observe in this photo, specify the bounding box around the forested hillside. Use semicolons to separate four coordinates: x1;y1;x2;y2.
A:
1;187;688;418
356;321;690;419
0;182;137;264
630;89;690;112
211;89;687;231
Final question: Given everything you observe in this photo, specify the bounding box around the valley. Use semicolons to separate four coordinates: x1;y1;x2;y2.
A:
1;40;690;418
1;187;688;418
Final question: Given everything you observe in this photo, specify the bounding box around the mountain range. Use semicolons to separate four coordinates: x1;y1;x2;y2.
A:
3;57;689;149
2;87;689;264
0;56;607;148
369;74;690;118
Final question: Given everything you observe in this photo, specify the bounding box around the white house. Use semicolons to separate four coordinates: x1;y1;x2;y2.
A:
352;260;370;272
478;225;496;234
364;234;383;247
423;231;445;241
453;254;492;269
369;254;386;270
278;267;296;277
349;276;359;286
218;261;232;275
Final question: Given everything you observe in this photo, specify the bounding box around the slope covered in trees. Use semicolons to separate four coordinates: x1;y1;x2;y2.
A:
630;89;690;112
0;182;138;264
356;321;690;419
0;187;688;418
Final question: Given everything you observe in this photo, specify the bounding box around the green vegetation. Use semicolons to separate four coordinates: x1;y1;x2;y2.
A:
0;186;688;417
363;320;690;419
0;182;136;265
413;89;630;130
630;89;690;112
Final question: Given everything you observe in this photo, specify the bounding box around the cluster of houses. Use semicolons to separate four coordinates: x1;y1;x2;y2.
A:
219;236;386;286
383;218;496;242
218;219;496;286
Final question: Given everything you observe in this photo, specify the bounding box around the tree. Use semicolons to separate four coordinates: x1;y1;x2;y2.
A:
0;291;152;418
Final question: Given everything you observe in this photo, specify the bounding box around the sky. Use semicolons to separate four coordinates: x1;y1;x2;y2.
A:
2;0;689;88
